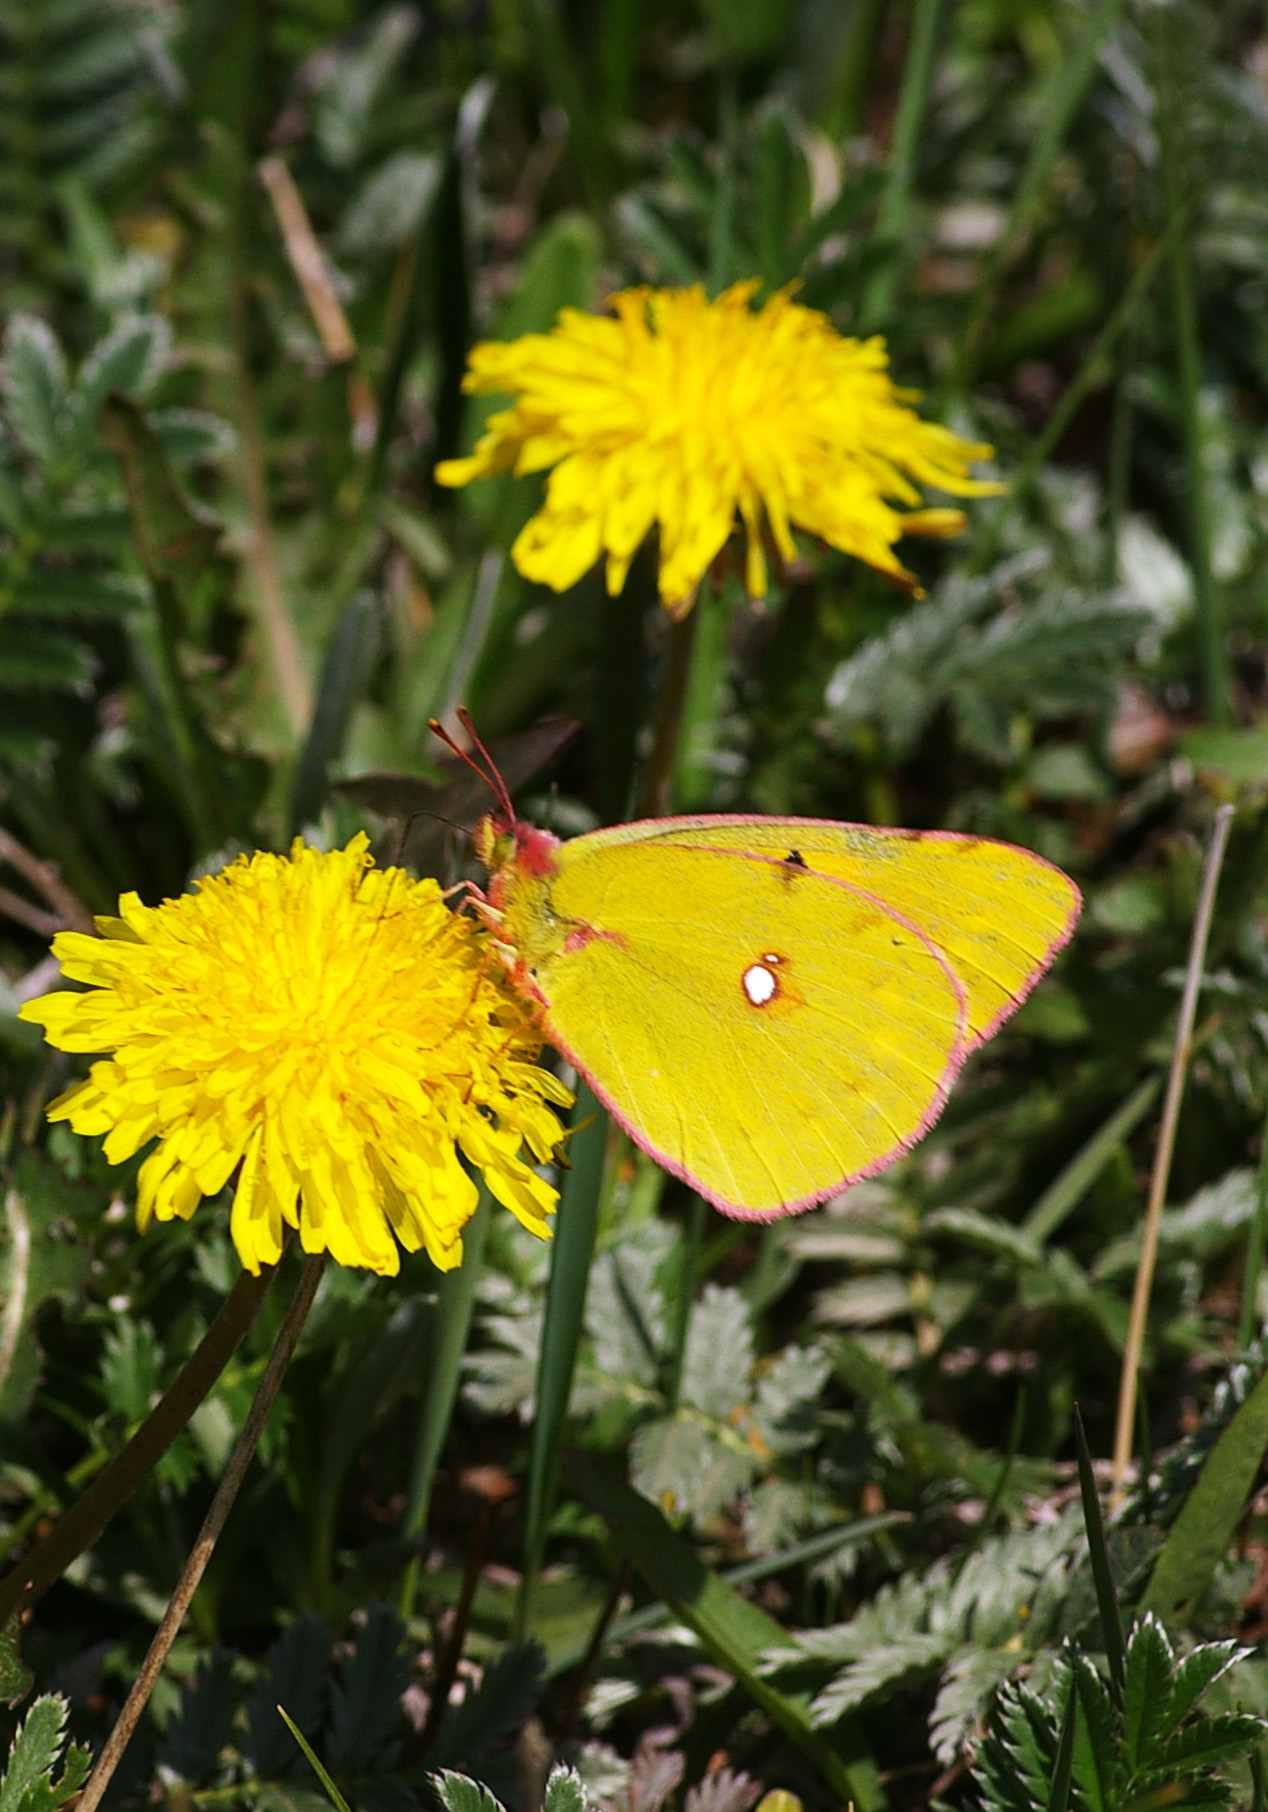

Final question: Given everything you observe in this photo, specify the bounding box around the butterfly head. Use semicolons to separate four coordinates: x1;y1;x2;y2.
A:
477;813;561;895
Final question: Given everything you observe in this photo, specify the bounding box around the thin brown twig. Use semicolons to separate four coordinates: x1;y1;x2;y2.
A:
1111;803;1235;1501
74;1254;324;1812
228;253;312;737
258;157;356;362
0;827;93;933
258;157;377;451
0;888;61;939
0;1264;276;1631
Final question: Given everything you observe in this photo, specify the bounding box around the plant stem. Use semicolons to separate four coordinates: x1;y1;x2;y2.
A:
948;0;1128;393
665;1196;705;1414
1238;1097;1268;1350
636;606;699;818
862;0;944;332
514;1083;605;1639
228;235;311;738
973;234;1168;572
0;1264;275;1631
399;1190;492;1622
75;1255;325;1812
1111;805;1234;1499
1154;16;1227;723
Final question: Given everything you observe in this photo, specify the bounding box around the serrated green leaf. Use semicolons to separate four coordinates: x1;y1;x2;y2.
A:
681;1284;753;1419
159;1647;237;1786
808;1631;952;1722
245;1617;331;1779
430;1640;544;1769
1122;1616;1174;1771
0;1620;31;1710
431;1773;504;1812
2;318;67;469
541;1766;587;1812
67;315;169;454
925;1206;1043;1267
586;1220;674;1389
629;1416;756;1523
0;1696;68;1812
326;1603;409;1775
0;626;95;693
5;571;146;619
1070;1653;1120;1812
1148;1711;1267;1774
1167;1640;1245;1726
96;391;220;617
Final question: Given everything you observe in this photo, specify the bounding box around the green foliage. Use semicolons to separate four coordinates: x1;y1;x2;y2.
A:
973;1620;1263;1811
8;2;1268;1807
0;1697;89;1812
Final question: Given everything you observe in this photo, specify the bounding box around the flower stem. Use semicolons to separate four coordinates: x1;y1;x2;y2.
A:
636;606;699;818
398;1190;492;1623
228;212;311;739
75;1255;325;1812
861;0;944;333
0;1263;275;1632
1111;805;1234;1501
1155;19;1227;723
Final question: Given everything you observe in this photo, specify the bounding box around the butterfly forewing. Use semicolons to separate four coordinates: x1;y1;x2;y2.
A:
563;817;1080;1050
535;840;968;1217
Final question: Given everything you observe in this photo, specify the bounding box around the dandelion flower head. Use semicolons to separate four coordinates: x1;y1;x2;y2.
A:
436;280;1003;612
19;836;572;1277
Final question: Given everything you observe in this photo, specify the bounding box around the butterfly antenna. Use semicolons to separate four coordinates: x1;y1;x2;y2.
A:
456;707;517;821
426;712;516;823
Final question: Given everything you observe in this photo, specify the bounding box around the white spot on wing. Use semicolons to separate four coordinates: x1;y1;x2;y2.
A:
742;962;778;1007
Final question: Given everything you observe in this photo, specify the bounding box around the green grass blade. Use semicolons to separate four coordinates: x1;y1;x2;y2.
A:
1238;1099;1268;1348
275;1704;352;1812
952;0;1128;388
862;0;944;331
1074;1404;1125;1702
1024;1077;1162;1244
516;1082;606;1635
543;1511;907;1678
973;236;1168;572
1152;12;1227;724
1142;1361;1268;1619
288;590;381;835
568;1454;886;1810
399;1189;492;1621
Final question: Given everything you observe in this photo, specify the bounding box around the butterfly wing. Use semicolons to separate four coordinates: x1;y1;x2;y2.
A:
563;817;1080;1050
525;839;968;1217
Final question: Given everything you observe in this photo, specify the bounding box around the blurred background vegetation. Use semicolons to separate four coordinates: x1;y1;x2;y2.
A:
8;0;1268;1807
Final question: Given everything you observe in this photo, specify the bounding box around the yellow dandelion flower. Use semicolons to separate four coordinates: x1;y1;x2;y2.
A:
18;836;572;1278
436;280;1002;612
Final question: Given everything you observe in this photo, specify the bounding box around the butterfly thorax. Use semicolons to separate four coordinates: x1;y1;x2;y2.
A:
475;813;568;999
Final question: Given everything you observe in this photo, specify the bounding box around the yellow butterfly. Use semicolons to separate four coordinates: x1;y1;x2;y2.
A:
445;725;1081;1219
